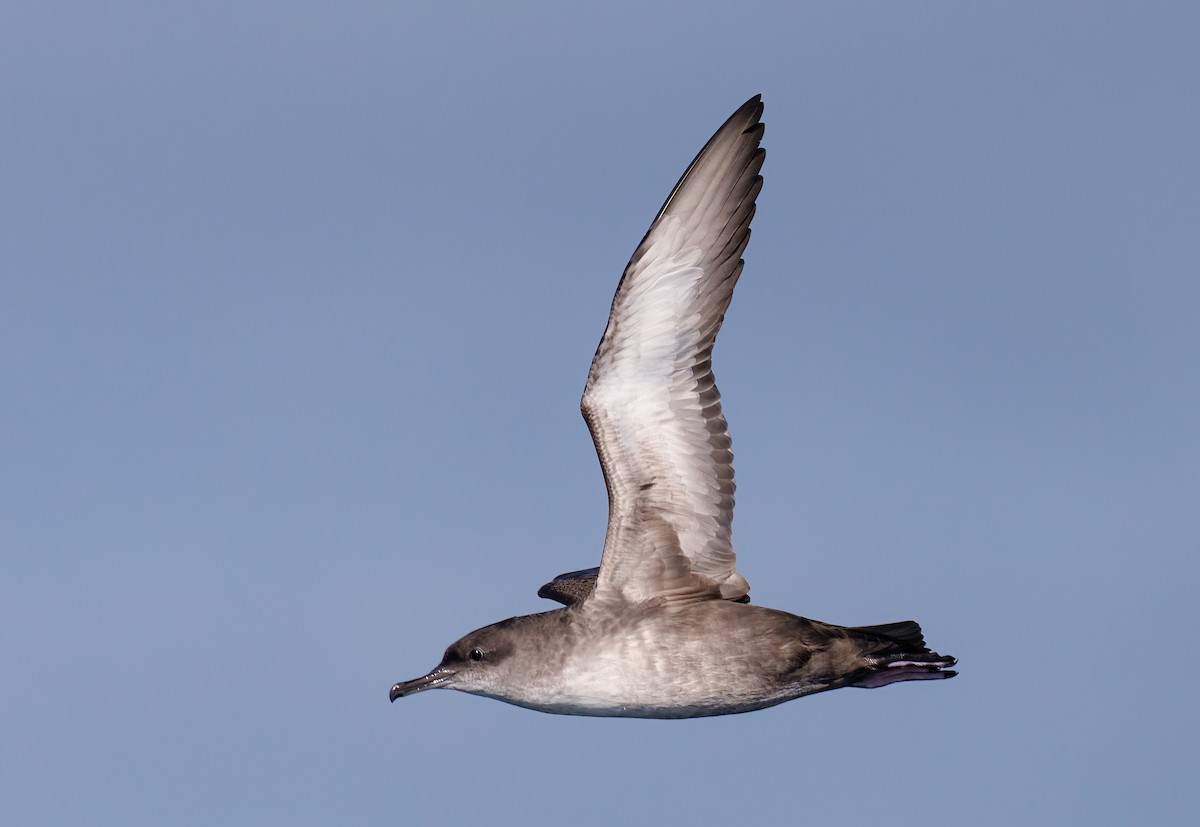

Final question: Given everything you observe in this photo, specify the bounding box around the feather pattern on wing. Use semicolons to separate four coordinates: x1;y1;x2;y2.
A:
582;96;765;604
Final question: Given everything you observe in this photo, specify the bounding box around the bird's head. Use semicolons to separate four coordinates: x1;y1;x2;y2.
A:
389;612;557;703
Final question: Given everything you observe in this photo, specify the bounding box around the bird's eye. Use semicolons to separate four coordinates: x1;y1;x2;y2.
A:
469;648;485;662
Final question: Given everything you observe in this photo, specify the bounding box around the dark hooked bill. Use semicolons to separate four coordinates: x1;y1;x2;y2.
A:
389;667;455;702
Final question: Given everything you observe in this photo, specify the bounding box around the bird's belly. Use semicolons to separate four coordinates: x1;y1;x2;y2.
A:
517;636;797;719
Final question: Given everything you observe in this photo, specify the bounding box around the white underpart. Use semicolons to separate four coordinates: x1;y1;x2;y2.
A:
577;99;764;607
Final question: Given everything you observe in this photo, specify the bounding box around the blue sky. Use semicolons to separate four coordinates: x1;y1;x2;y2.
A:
3;2;1197;824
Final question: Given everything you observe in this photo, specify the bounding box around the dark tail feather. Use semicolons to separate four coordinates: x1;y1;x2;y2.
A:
849;620;928;652
845;621;957;689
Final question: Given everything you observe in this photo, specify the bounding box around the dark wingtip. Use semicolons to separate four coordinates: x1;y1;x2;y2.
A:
738;94;764;125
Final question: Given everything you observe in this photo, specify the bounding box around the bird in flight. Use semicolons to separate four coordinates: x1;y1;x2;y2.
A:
390;96;956;718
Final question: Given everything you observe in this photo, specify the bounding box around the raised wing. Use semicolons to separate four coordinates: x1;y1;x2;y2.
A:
582;96;765;604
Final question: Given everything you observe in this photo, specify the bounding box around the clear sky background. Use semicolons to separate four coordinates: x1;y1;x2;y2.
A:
3;2;1197;824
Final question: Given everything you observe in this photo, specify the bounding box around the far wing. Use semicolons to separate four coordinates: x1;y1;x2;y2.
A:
537;566;750;606
537;568;600;606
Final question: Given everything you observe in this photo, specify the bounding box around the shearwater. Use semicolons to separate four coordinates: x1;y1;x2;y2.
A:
389;96;957;718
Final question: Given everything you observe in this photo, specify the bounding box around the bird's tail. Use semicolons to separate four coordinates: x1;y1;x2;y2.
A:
846;620;957;688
